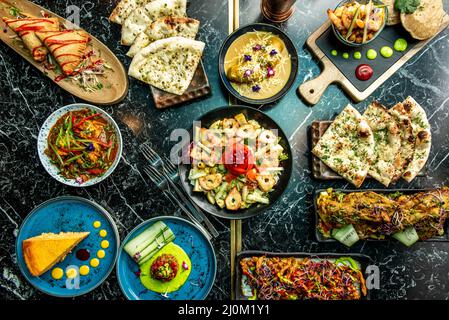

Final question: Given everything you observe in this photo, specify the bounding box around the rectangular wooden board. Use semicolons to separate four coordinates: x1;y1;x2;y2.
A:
299;15;449;105
150;60;211;109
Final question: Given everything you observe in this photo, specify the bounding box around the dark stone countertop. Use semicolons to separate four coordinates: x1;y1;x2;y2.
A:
1;0;449;300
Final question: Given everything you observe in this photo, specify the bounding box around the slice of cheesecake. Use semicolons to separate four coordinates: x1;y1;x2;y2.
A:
22;231;90;276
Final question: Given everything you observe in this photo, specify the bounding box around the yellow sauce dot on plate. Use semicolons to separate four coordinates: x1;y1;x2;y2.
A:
100;240;110;249
66;267;78;279
99;229;107;237
79;265;90;276
51;268;64;280
97;250;106;259
93;221;101;228
90;258;100;268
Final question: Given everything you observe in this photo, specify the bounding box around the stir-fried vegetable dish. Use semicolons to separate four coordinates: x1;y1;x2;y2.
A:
45;108;118;183
317;187;449;242
188;113;288;211
240;256;367;300
328;0;386;44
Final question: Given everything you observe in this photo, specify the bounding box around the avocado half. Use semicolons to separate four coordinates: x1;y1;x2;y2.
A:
139;242;191;293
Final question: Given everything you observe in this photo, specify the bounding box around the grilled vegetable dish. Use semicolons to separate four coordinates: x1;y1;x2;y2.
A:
240;256;367;300
188;113;288;211
45;108;118;183
328;0;386;44
317;187;449;246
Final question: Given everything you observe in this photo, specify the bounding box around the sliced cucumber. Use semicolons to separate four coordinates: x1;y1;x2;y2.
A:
332;224;359;247
124;221;175;265
392;227;419;247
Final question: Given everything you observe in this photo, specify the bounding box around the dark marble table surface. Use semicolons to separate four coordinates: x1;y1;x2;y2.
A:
1;0;449;301
239;0;449;300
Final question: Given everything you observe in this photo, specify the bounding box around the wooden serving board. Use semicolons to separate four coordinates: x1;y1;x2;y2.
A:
0;0;128;105
150;60;211;109
310;120;425;180
299;16;449;105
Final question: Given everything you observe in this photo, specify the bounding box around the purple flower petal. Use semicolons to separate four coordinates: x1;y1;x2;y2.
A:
253;44;262;51
244;54;252;61
270;49;278;56
267;67;275;77
243;69;253;78
252;84;261;92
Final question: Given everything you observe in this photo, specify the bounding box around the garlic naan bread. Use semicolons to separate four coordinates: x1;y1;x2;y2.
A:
389;102;415;182
363;101;401;187
401;0;445;40
400;97;432;182
109;0;146;25
127;16;199;57
128;37;204;95
312;105;375;188
121;0;187;45
36;30;90;75
3;17;60;61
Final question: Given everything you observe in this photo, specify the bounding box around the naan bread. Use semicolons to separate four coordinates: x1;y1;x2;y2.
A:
128;37;204;95
109;0;146;25
400;97;432;182
362;101;401;187
312;105;375;188
121;0;187;45
127;16;199;57
383;0;400;25
36;30;90;75
3;17;60;61
401;0;445;40
389;102;415;182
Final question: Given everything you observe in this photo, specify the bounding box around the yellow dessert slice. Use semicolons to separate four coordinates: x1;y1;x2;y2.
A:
22;231;90;276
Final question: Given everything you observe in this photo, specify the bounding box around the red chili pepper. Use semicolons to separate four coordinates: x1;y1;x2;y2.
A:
87;168;104;175
59;147;81;154
74;113;101;128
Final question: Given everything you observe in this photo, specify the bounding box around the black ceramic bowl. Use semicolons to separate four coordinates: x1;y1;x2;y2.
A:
218;23;298;105
178;106;293;220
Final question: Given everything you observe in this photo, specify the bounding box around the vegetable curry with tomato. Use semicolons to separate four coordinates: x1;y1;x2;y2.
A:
45;108;118;183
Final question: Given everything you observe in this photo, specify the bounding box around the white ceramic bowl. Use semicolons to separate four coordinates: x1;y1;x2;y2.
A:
37;103;123;187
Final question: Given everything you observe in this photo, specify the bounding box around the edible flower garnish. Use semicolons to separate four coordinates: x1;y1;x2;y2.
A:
244;54;252;62
75;177;83;184
252;84;261;92
253;44;262;51
243;69;253;78
182;261;189;270
86;143;95;151
269;49;278;56
267;67;275;77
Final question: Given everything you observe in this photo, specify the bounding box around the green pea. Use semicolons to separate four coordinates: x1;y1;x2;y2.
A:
366;49;377;60
353;51;362;60
380;46;394;58
331;49;338;56
342;52;349;59
394;38;408;52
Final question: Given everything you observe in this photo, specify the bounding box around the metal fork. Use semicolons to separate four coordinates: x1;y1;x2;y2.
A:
140;144;219;238
142;166;212;240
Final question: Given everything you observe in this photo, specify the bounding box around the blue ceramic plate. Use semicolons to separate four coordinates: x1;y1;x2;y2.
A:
16;196;119;297
116;216;216;300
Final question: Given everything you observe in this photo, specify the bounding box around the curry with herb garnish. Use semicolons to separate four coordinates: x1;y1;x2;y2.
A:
45;108;118;183
224;31;291;100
